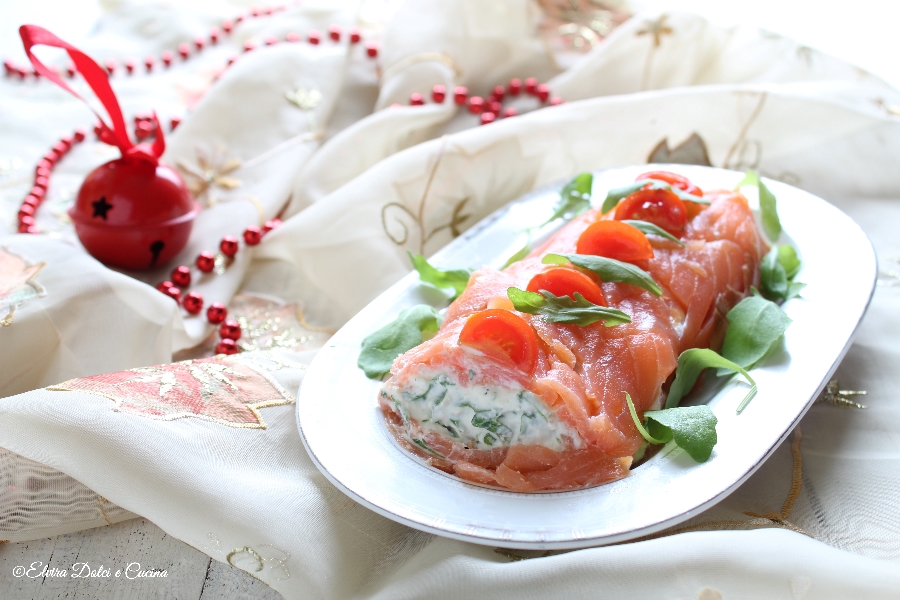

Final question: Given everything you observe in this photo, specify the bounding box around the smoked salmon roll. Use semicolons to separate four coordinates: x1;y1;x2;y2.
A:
380;173;767;492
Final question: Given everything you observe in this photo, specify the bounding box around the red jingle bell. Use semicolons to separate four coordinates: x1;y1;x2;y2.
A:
20;25;200;271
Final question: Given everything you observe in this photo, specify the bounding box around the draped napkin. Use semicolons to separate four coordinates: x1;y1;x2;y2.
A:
2;1;899;598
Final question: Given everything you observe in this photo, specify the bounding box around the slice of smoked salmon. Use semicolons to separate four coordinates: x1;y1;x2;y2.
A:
380;184;765;492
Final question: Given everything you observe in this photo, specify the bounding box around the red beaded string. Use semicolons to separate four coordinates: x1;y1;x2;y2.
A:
391;77;564;124
155;218;283;355
3;6;376;82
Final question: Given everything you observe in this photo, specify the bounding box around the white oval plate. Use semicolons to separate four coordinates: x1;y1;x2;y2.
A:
296;165;876;549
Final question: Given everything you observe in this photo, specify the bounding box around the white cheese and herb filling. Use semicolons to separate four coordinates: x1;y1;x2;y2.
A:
382;366;581;453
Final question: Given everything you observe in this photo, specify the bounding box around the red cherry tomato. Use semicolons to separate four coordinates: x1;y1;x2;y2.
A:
459;309;539;373
575;220;654;262
526;267;607;306
614;188;687;236
636;170;704;197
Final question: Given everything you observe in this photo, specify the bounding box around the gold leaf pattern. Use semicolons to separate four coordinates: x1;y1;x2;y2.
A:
176;146;242;207
0;247;46;327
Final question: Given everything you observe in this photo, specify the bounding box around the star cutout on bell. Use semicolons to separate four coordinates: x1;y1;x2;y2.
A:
91;196;113;219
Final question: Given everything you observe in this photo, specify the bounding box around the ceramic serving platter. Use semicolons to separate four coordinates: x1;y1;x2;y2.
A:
296;165;877;550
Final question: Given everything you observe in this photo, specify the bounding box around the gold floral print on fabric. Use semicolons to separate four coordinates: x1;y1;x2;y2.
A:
636;14;673;90
381;136;472;254
176;145;242;207
0;247;46;327
537;0;630;52
205;533;291;582
47;356;294;429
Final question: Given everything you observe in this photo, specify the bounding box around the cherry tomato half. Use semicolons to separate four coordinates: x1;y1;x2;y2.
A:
459;309;538;373
526;267;607;306
614;188;687;236
575;220;654;262
636;170;704;197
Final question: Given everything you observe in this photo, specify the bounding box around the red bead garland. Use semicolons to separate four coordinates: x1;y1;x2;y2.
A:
151;220;281;354
400;77;562;125
4;6;378;85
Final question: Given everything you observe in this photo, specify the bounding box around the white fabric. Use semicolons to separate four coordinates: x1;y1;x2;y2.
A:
1;1;900;598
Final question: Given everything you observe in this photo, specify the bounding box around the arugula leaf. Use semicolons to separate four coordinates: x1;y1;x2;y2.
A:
507;287;631;327
544;253;663;296
542;172;593;225
602;182;644;214
501;240;531;269
601;179;709;214
358;305;443;378
626;393;718;462
665;348;757;412
409;252;472;299
737;170;781;241
622;220;685;246
721;295;792;370
760;245;805;302
778;244;801;279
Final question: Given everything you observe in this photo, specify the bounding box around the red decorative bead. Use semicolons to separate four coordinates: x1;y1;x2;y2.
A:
182;292;203;314
219;320;242;340
235;14;244;23
220;235;239;257
226;56;237;66
144;55;155;72
410;93;424;106
194;37;205;51
73;128;87;142
3;59;13;76
536;83;550;102
525;77;538;95
243;40;256;53
34;176;49;190
215;338;238;355
454;86;468;104
480;112;496;125
44;151;59;164
349;28;361;44
171;265;191;287
125;59;135;74
488;100;502;115
102;59;115;75
161;51;173;66
170;116;181;131
549;96;563;106
222;19;234;33
492;85;505;101
263;218;282;232
329;25;341;41
18;221;34;233
35;165;51;178
52;141;67;156
285;32;300;43
207;302;228;324
196;251;216;273
37;159;53;171
308;31;321;45
15;66;27;79
250;7;261;17
61;135;75;149
243;225;263;245
503;107;518;118
24;193;41;206
177;43;190;59
265;35;279;46
365;42;378;58
156;280;174;292
210;27;221;44
467;96;484;114
509;78;522;95
431;85;446;103
163;286;181;303
18;205;35;219
264;6;274;15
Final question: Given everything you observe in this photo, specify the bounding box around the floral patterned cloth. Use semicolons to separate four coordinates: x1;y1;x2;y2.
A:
1;1;899;599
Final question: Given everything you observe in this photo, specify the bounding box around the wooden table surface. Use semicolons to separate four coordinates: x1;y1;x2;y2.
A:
0;518;283;599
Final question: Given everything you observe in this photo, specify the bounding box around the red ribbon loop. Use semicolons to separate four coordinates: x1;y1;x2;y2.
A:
19;24;164;164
